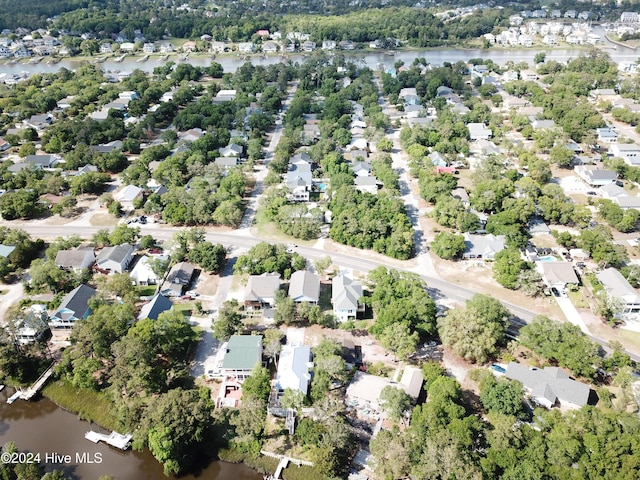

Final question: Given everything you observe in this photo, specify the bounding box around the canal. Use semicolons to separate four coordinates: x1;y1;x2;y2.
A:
0;387;262;480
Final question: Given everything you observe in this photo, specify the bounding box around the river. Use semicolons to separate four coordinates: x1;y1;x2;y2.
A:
0;387;262;480
0;29;636;77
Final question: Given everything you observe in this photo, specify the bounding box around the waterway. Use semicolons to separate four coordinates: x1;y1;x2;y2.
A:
0;28;636;77
0;387;262;480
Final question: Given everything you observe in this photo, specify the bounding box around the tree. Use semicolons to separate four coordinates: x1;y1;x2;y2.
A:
313;255;333;277
18;142;36;158
274;289;296;325
189;241;226;273
377;138;393;152
139;235;156;250
479;375;526;419
242;365;271;402
549;145;574;168
437;294;510;363
281;387;306;412
264;328;284;367
534;52;546;64
109;225;140;245
493;248;530;289
431;231;465;260
212;300;243;341
0;190;41;219
380;323;419;361
380;385;412;422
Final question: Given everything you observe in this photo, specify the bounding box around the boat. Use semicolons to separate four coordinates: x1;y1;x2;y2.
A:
7;391;21;404
49;57;61;64
137;54;149;63
85;430;133;450
94;56;107;63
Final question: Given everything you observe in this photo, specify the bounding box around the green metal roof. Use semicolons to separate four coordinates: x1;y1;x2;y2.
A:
222;335;263;370
0;244;15;259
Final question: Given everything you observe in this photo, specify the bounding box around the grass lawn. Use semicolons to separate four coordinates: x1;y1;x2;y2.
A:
318;283;332;311
137;285;157;297
172;302;194;316
568;289;589;309
43;379;120;431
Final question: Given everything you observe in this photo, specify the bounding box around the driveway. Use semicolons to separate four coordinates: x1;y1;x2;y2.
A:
555;296;590;335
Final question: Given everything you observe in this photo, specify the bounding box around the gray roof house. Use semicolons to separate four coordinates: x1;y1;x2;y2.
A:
536;262;580;291
245;273;281;309
505;361;591;409
162;262;195;296
138;293;173;321
114;184;143;210
354;175;382;195
25;154;59;168
49;284;97;328
597;268;640;315
96;244;135;273
467;122;492;141
219;143;243;157
574;165;617;186
288;270;320;304
462;233;506;260
332;274;364;322
55;248;95;271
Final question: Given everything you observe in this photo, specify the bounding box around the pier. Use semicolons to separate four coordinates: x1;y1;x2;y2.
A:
260;451;313;479
20;362;56;400
85;431;133;450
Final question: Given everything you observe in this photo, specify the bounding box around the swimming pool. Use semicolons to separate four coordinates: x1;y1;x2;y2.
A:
538;255;557;262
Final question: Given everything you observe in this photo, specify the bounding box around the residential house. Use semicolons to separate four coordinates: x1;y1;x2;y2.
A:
613;195;640;210
214;89;237;102
219;335;263;381
119;42;135;52
0;138;10;151
13;305;49;344
26;113;54;130
96;244;135;273
531;119;556;130
24;154;59;169
565;10;577;18
143;43;155;53
609;143;640;166
352;161;372;177
574;165;618;187
620;11;639;23
400;366;424;400
537;262;580;292
301;41;316;52
214;157;239;171
467;123;492;141
346;369;424;413
322;40;336;50
288;270;320;304
49;284;96;328
161;261;195;297
505;362;590;409
219;143;243;157
597;268;640;315
262;41;278;53
114;184;143;211
596;127;618;143
90;140;122;154
339;40;355;50
520;69;539;81
182;41;197;52
211;41;226;53
332;274;364;322
245;273;281;310
99;43;113;54
159;43;174;53
129;254;168;285
238;42;256;53
462;233;506;260
451;187;470;205
275;345;312;394
286;167;313;202
55;248;95;271
138;293;173;321
590;89;617;102
0;244;14;259
303;123;321;142
354;175;382;195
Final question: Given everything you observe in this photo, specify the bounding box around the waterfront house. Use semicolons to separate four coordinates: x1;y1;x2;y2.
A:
49;284;96;328
301;41;316;52
322;40;336;50
219;335;263;381
275;345;312;394
211;41;226;53
143;43;155;53
262;41;278;53
238;42;256;53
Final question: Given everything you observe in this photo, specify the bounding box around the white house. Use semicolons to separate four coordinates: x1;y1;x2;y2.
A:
597;268;640;315
55;248;95;271
536;261;580;292
114;184;143;210
275;345;313;394
129;254;168;285
610;143;640;166
332;274;364;322
238;42;256;53
462;233;506;260
467;123;492;141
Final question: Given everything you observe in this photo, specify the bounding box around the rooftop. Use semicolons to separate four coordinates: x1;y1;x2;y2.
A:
222;335;263;371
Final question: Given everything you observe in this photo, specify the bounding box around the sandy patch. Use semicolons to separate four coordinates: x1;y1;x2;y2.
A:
89;213;118;227
196;272;220;296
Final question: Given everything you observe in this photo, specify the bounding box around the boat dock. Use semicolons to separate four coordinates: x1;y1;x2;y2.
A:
85;431;133;450
260;451;313;479
6;390;21;404
20;362;56;400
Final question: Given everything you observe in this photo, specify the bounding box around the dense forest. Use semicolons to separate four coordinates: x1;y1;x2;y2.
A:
0;0;99;30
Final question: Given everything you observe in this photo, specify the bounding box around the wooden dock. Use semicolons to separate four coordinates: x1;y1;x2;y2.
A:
261;450;313;479
85;431;133;450
21;362;56;400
